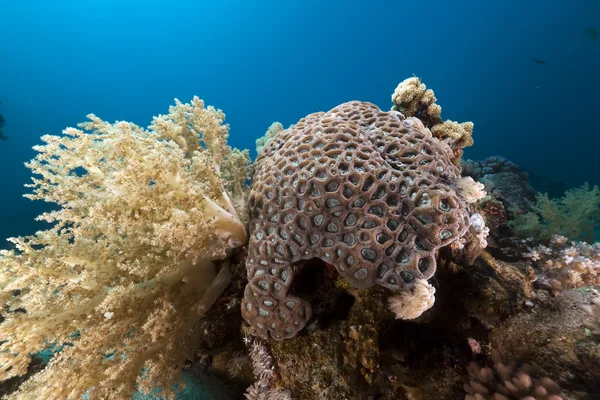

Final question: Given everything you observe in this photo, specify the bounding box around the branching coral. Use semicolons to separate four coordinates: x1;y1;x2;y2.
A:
464;350;563;400
508;183;600;242
524;235;600;292
391;77;474;162
0;97;251;399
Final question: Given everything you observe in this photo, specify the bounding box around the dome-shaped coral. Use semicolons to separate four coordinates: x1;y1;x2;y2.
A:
242;101;474;340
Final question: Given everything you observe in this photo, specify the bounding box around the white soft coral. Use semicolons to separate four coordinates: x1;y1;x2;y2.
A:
388;279;436;320
457;176;486;204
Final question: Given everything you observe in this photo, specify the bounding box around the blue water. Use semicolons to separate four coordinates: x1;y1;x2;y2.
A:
1;0;599;245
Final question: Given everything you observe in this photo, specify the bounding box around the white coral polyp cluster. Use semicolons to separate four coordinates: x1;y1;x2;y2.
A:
249;340;276;381
244;338;291;400
0;97;251;399
388;279;436;320
457;176;486;204
524;235;600;291
469;213;490;249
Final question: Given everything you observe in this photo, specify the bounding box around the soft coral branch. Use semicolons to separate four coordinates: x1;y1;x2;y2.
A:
0;97;251;399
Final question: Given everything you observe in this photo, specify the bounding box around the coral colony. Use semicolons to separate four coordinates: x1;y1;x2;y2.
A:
1;78;598;400
242;100;483;340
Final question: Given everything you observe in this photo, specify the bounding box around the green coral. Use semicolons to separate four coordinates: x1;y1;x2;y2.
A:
508;183;600;242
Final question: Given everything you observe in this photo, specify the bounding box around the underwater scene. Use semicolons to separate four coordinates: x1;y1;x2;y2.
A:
1;1;599;399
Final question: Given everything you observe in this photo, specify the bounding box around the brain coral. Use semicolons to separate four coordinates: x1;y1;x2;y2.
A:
242;101;472;340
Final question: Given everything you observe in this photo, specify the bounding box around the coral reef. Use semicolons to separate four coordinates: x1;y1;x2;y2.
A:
0;97;251;399
446;252;534;329
460;157;539;259
508;183;600;242
391;77;474;163
524;235;600;292
263;250;537;400
478;196;507;238
240;87;596;399
462;157;527;181
462;157;535;214
259;246;597;399
2;78;597;400
242;100;480;340
483;172;536;214
490;289;600;398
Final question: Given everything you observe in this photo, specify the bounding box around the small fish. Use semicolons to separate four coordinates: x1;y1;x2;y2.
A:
584;28;598;40
391;348;407;362
532;58;546;64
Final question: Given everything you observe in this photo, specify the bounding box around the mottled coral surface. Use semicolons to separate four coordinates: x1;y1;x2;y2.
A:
242;101;473;340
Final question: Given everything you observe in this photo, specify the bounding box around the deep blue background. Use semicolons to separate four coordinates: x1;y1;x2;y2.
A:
1;0;599;246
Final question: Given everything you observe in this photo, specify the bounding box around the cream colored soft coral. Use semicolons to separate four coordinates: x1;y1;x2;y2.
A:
456;176;486;204
388;279;436;320
391;77;474;161
391;76;442;123
0;97;251;399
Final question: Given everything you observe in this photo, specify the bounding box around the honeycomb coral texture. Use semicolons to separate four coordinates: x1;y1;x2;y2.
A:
242;101;471;340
